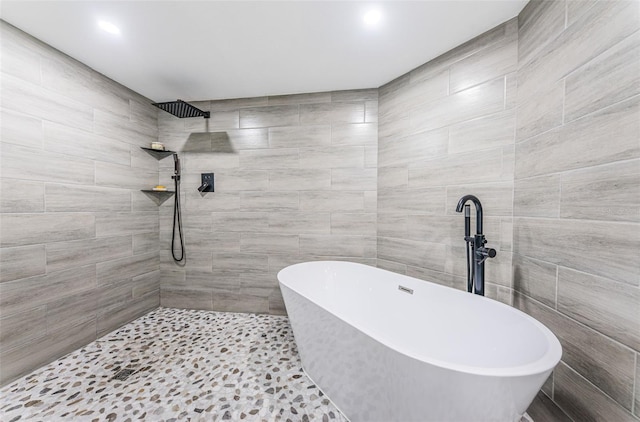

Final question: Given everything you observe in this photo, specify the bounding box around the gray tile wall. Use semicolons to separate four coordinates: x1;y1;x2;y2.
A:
0;21;160;385
378;1;640;420
377;18;517;301
1;2;638;419
157;91;377;314
514;1;639;420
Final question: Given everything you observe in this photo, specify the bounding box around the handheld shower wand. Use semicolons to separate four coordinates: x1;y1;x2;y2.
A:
171;153;185;262
173;153;180;177
464;205;473;293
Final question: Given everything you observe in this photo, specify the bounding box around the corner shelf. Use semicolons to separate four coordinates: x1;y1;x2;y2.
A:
140;147;175;160
140;147;175;205
141;190;175;205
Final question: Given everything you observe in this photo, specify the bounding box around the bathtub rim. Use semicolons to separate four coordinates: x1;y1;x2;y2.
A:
278;260;562;379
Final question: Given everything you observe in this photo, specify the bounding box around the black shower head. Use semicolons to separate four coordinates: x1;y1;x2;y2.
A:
152;99;210;119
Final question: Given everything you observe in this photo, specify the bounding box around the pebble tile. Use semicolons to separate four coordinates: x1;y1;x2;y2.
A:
0;308;348;422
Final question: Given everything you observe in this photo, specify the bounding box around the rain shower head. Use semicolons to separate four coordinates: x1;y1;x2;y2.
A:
152;99;210;119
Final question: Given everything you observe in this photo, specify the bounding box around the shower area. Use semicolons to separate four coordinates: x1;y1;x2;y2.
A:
0;18;378;420
155;91;378;315
1;0;639;420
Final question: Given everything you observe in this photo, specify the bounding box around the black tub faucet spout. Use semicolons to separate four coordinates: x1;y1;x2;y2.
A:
455;195;496;296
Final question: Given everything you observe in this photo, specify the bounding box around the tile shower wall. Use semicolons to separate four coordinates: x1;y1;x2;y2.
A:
513;1;639;420
0;21;160;385
157;91;377;314
377;19;517;302
378;1;639;420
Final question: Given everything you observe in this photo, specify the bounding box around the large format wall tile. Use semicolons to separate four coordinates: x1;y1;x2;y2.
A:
636;358;640;418
559;159;640;222
0;179;44;213
380;4;639;418
268;125;330;148
1;73;93;132
1;143;95;185
0;306;47;353
554;363;637;422
517;0;639;101
0;109;43;149
512;254;556;308
0;245;46;283
43;119;131;166
408;147;505;188
518;0;566;67
448;110;515;154
159;91;377;315
511;1;640;418
268;213;330;234
557;267;639;352
378;128;448;168
240;105;299;128
515;96;639;178
0;21;159;385
513;175;560;218
410;78;505;134
377;19;516;312
564;31;640;123
515;292;636;411
449;35;518;93
514;217;639;286
0;318;96;385
0;213;95;247
526;392;572;422
95;161;158;190
45;235;133;273
0;265;97;317
515;80;563;141
45;183;131;212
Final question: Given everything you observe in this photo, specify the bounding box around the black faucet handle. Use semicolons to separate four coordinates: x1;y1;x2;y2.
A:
476;247;497;264
483;248;497;258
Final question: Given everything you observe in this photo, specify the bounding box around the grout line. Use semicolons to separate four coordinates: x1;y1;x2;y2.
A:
503;75;507;110
562;28;640;82
632;352;637;416
513;157;640;182
561;78;566;126
446;69;450;96
512;214;640;227
515;92;640;144
557;168;562;218
554;265;559;310
517;287;637;355
562;361;635;419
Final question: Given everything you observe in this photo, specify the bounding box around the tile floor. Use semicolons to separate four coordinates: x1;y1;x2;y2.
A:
0;308;347;422
1;307;535;422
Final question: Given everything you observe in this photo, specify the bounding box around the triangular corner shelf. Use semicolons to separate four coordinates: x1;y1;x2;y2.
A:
140;147;175;160
141;189;175;205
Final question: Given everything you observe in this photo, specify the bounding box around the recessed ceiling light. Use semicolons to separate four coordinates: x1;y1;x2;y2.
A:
363;9;382;26
98;20;121;35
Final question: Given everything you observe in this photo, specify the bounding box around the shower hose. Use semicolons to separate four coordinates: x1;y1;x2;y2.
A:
172;174;185;262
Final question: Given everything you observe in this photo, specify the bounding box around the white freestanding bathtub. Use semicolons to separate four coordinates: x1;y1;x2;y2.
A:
278;261;562;422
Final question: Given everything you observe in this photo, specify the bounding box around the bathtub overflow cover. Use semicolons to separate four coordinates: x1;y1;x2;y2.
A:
398;285;414;295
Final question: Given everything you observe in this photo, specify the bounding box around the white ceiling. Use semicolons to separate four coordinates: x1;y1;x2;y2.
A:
1;1;528;102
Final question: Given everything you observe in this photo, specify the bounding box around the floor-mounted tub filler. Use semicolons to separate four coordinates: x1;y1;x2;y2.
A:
278;261;562;422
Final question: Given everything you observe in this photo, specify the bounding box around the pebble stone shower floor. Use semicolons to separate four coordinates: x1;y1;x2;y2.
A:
0;308;348;422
